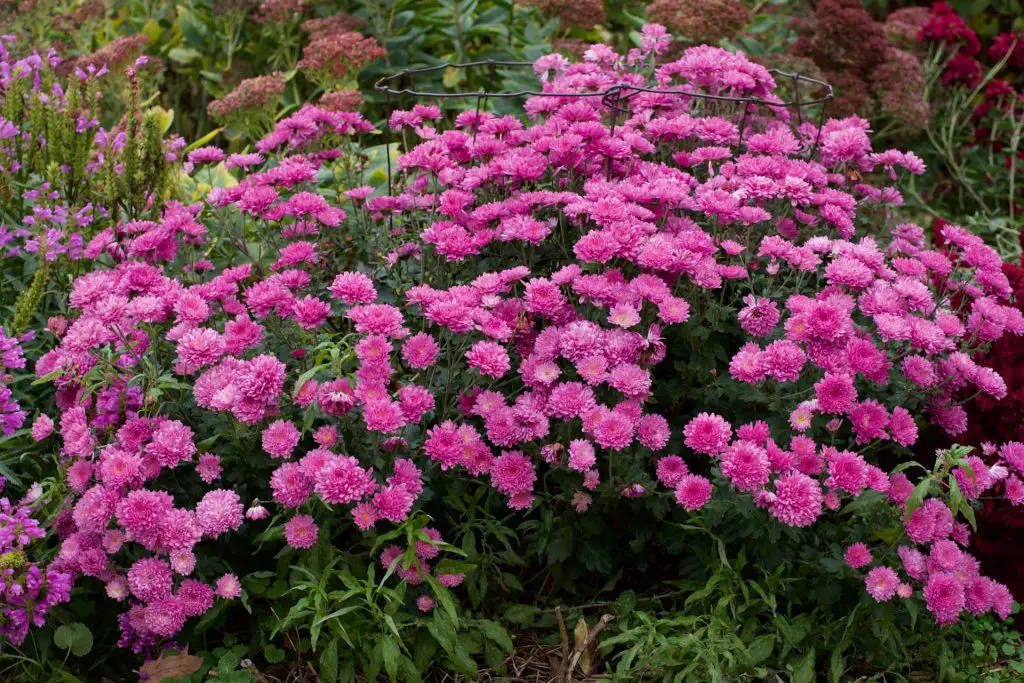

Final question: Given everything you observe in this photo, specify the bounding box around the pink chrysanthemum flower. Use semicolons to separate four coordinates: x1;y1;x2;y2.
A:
402;332;440;369
657;297;690;324
738;295;780;337
656;455;688;487
195;489;244;538
591;409;634;451
262;419;301;458
848;400;890;444
788;401;816;432
314;455;375;504
271;463;313;508
608;363;652;399
177;579;215;617
762;340;806;383
770;472;823;528
313;425;339;448
683;412;732;455
636;414;670;450
865;566;900;602
465;340;511;378
330;271;377;303
490;451;537;496
416;595;435;613
284;514;319;549
826;450;868;495
567;440;596;472
373;484;415;523
246;503;270;520
608;303;641;328
215;573;242;599
106;576;130;601
352;501;377;530
145;419;196;468
737;421;771;445
888;407;919;447
923;573;965;626
814;372;857;414
674;474;713;511
362;399;407;434
170;549;197;576
547;382;596;419
844;543;873;569
116;490;174;551
127;558;174;602
438;573;465;588
176;327;226;373
145;597;187;637
160;508;202;550
31;414;54;441
720;441;770;492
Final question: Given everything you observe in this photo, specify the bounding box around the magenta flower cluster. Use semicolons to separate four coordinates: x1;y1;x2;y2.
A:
8;25;1022;651
0;479;73;646
0;328;29;435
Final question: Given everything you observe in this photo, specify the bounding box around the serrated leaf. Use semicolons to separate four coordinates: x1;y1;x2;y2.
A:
265;644;285;663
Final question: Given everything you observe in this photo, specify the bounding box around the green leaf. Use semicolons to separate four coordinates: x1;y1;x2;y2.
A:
477;620;513;653
546;526;573;563
313;604;360;627
142;18;163;43
265;644;285;664
449;643;479;679
319;639;339;683
380;637;400;681
54;623;92;657
31;369;63;385
53;625;73;651
905;479;932;518
793;649;816;683
168;47;203;65
428;610;457;655
176;4;208;46
745;635;774;665
433;559;477;575
218;651;240;676
193;600;227;634
503;604;536;625
426;578;459;628
829;648;845;682
185;128;224;153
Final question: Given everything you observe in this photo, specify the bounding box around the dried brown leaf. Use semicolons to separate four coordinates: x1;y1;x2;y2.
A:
138;652;204;681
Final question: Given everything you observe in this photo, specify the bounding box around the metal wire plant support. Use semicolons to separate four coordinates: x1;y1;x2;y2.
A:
373;59;834;202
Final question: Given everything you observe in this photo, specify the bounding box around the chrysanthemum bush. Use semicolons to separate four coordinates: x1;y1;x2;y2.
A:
5;23;1024;679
